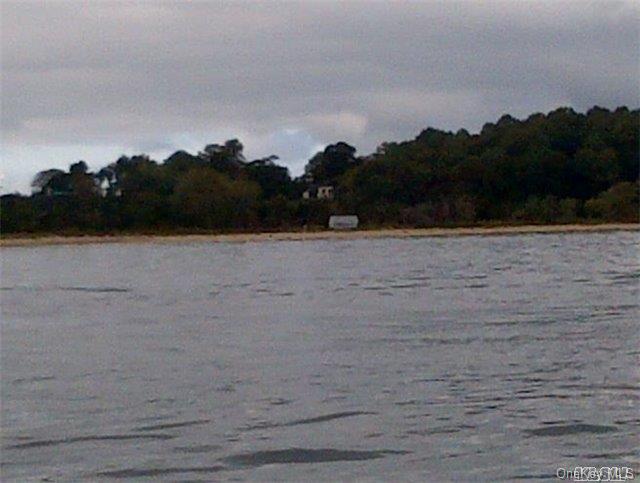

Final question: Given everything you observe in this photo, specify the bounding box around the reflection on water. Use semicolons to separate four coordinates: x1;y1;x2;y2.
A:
1;231;638;481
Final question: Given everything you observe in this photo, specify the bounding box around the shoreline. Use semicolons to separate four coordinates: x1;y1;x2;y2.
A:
0;223;637;248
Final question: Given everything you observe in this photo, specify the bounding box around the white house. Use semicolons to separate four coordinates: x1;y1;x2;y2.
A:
318;186;334;199
303;185;334;200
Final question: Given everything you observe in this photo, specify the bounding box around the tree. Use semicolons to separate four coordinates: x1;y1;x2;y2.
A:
304;142;358;184
199;139;246;176
69;160;89;175
172;167;260;229
585;182;639;222
31;169;66;195
245;156;294;199
164;150;204;174
0;194;38;232
568;148;619;199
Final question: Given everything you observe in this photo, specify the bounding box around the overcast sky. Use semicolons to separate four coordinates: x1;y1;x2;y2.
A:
1;1;638;193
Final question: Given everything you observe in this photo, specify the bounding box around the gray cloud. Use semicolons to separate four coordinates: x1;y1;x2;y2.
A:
1;0;638;192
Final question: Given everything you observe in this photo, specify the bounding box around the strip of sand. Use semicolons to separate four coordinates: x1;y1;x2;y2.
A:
1;223;637;248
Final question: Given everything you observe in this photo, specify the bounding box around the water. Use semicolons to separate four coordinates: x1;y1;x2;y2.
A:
1;231;638;481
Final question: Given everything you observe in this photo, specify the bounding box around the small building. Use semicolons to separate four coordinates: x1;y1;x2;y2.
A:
318;186;334;199
329;215;359;230
303;185;334;200
95;177;109;197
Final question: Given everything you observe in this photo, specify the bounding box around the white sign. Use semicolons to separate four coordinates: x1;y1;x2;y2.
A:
329;215;359;230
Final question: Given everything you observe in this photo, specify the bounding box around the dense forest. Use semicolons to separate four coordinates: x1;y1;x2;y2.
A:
1;106;638;234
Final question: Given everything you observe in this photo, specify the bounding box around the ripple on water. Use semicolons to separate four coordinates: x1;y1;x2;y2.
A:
5;433;174;450
96;447;410;478
524;424;618;437
1;285;130;293
57;286;130;293
241;410;375;431
173;444;222;454
283;411;375;427
97;465;226;479
135;419;210;431
262;397;293;406
12;375;55;385
221;447;410;468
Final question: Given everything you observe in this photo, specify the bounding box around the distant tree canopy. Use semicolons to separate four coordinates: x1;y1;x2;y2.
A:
305;142;359;185
1;105;638;234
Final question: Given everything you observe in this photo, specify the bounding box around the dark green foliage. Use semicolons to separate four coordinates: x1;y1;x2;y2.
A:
1;106;638;235
585;182;639;222
171;168;260;229
304;142;359;185
0;194;38;232
164;150;205;175
198;139;246;177
69;160;89;175
245;156;294;199
340;105;638;226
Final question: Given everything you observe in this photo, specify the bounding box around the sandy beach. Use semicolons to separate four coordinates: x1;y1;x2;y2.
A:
1;223;637;248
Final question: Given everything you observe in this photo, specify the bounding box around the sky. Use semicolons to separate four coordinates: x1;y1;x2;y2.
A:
1;1;638;194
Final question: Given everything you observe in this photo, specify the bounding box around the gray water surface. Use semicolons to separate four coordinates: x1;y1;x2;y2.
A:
1;231;638;481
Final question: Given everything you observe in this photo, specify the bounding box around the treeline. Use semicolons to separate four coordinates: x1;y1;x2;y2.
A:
1;106;638;234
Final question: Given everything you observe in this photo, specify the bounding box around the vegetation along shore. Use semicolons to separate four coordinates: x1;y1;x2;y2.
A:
1;106;638;236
